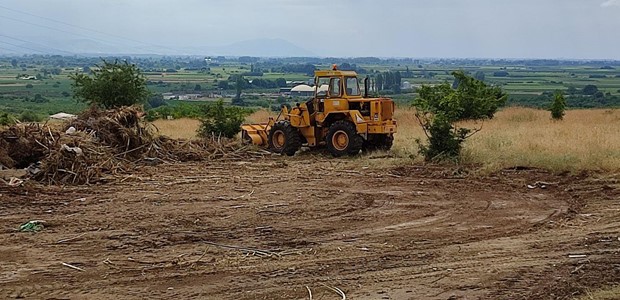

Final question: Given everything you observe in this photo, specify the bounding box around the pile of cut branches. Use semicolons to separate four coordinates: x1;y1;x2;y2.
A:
0;106;269;185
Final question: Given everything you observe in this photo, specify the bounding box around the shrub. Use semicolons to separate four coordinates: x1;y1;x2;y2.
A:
549;91;566;120
0;112;15;126
198;100;252;139
32;94;48;103
147;94;168;109
582;84;599;95
414;71;507;161
18;111;43;122
70;60;149;109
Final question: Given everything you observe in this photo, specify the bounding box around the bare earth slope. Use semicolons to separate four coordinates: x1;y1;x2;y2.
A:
1;157;619;299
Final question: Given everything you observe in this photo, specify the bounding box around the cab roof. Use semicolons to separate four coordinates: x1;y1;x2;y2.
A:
314;69;358;77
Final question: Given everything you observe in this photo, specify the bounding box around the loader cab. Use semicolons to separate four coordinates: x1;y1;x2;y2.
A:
315;75;361;99
313;66;361;113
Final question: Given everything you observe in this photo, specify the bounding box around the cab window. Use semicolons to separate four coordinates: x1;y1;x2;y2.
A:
345;77;360;96
316;77;330;97
329;78;341;97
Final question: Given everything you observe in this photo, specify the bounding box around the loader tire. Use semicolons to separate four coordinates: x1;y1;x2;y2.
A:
326;120;363;157
268;121;301;156
363;134;394;152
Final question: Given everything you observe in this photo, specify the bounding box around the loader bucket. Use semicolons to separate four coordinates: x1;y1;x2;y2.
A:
240;123;270;146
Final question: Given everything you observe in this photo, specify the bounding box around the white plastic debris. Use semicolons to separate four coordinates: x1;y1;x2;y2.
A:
61;144;83;156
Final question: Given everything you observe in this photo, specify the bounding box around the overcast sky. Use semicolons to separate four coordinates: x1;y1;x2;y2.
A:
1;0;620;59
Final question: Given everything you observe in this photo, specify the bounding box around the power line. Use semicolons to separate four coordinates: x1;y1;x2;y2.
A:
0;45;20;53
0;40;48;54
0;5;186;54
0;33;68;54
0;14;132;49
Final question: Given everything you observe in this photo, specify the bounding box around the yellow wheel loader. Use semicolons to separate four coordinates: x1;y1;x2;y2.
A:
241;65;397;157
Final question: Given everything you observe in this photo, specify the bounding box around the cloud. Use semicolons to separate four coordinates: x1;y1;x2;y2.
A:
601;0;620;7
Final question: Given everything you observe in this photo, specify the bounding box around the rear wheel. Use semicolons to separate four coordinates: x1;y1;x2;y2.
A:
268;121;301;156
326;120;363;157
363;134;394;152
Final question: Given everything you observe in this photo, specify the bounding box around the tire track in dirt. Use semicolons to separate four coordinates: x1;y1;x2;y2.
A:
1;159;618;299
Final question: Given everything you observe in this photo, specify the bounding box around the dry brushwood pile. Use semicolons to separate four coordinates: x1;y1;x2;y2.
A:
0;106;268;184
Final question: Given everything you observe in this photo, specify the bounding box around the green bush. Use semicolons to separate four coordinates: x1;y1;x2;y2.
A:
549;91;566;120
198;100;252;139
18;111;43;122
70;60;149;109
414;71;507;161
0;112;15;126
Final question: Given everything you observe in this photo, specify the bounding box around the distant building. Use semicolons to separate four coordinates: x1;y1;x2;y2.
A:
163;93;203;100
401;81;412;90
177;94;202;100
290;85;315;97
279;88;292;95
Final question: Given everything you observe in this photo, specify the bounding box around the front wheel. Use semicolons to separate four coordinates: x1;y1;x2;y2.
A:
326;120;363;157
268;121;301;156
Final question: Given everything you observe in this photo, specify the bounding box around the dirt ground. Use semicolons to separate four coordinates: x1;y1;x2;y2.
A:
1;156;619;300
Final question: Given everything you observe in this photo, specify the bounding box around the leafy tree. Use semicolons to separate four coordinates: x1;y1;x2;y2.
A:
549;90;566;120
198;100;251;138
232;75;247;103
414;71;507;161
70;60;149;109
147;94;168;109
493;71;509;77
275;78;287;88
217;81;230;90
32;94;48;103
394;71;402;88
594;91;605;99
384;71;393;88
11;59;18;68
376;74;384;91
582;84;599;95
194;84;202;91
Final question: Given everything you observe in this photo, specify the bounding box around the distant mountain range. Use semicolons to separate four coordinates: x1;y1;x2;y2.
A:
0;37;316;57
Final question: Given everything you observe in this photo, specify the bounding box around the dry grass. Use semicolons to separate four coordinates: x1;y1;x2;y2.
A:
465;107;620;172
152;107;620;173
395;106;620;172
577;286;620;300
152;118;201;140
245;109;277;124
151;111;277;140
